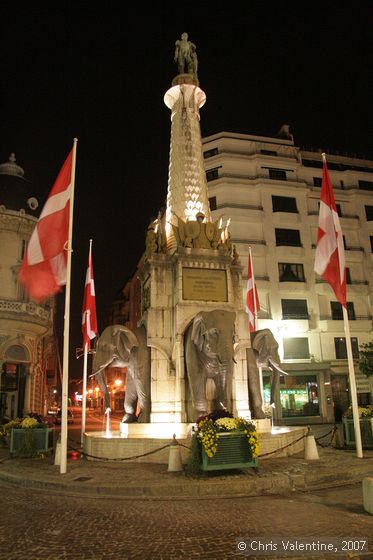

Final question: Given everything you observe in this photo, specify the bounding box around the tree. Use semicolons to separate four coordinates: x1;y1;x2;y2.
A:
358;341;373;377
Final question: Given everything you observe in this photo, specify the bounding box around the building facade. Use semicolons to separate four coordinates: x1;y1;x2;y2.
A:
0;154;57;420
203;129;373;424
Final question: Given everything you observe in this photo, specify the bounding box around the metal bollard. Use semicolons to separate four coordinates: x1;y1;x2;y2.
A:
304;427;319;460
168;434;183;472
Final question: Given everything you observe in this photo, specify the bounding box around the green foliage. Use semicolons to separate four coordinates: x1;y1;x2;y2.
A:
344;405;373;419
184;432;203;476
358;341;373;378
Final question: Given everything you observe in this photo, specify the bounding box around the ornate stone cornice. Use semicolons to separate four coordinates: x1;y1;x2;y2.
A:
0;208;37;235
0;299;52;326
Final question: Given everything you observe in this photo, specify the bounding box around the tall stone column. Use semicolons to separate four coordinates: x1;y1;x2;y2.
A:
164;75;211;253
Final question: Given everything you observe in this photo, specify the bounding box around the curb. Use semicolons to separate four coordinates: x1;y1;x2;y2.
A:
1;460;372;500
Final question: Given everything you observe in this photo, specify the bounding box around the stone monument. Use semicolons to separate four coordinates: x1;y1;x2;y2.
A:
84;34;305;463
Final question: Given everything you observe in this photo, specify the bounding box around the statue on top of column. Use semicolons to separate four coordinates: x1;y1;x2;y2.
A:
174;32;198;79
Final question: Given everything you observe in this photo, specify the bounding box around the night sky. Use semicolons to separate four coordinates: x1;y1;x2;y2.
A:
1;2;372;379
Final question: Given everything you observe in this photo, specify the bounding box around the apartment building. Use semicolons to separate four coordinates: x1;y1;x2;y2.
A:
203;129;373;424
0;154;57;420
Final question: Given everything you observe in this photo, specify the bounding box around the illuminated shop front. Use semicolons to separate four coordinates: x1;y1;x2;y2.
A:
279;376;319;418
262;367;336;424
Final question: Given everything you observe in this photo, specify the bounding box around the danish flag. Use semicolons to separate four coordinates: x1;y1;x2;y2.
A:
246;249;260;332
82;242;98;349
314;155;346;306
19;149;73;301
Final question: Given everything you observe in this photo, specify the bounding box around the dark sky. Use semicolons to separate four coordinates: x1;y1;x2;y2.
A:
1;2;372;379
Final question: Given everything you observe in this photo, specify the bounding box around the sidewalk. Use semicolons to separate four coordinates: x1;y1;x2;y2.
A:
1;440;372;500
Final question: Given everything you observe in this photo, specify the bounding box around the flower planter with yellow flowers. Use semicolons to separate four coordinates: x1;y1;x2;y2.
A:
6;416;52;457
200;431;258;471
342;406;373;449
196;413;259;472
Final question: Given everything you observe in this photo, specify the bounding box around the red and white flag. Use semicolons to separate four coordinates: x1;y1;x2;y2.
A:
19;149;73;301
82;242;98;350
246;248;260;332
314;155;346;306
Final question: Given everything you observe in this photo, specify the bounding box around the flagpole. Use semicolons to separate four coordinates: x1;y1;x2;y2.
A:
342;306;363;458
249;246;264;408
60;138;78;475
81;342;88;446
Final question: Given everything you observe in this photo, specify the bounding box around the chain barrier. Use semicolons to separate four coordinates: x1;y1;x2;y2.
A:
258;431;308;459
67;427;313;463
314;424;338;448
67;437;172;462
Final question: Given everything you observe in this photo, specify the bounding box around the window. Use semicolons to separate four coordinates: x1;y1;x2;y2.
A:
313;177;322;187
206;168;219;182
370;236;373;253
331;301;355;320
359;180;373;191
275;228;301;247
365;206;373;221
20;239;27;260
279;263;305;282
209;196;217;211
272;195;298;213
283;338;310;359
280;374;319;417
203;148;218;159
346;268;351;284
281;299;308;319
269;168;287;181
261;149;277;156
334;337;359;359
317;201;341;216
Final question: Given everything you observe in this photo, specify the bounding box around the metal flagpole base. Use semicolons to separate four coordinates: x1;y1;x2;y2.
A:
54;441;61;466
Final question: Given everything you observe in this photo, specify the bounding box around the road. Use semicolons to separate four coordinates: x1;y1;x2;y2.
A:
50;406;122;449
0;480;372;559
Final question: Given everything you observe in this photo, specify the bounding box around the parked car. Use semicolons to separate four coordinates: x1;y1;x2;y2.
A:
54;408;74;424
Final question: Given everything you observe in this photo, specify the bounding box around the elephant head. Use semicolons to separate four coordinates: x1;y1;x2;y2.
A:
92;325;139;374
91;324;150;422
185;309;236;420
248;328;288;417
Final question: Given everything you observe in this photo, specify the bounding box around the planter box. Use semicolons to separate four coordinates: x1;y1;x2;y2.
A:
343;418;373;449
10;427;52;457
200;431;258;471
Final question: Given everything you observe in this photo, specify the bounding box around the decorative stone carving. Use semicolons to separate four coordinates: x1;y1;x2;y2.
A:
170;211;231;252
144;212;167;260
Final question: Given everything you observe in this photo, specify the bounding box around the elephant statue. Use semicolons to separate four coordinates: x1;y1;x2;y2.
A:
91;324;150;423
247;328;288;419
184;310;236;421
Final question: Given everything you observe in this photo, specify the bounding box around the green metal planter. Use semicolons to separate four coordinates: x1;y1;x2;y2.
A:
200;431;258;471
342;418;373;449
10;427;52;457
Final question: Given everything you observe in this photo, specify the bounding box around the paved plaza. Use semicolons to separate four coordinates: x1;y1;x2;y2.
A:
1;479;372;560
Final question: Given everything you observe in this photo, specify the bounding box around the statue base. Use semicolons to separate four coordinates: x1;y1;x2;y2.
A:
253;418;272;433
83;426;307;464
119;422;194;439
171;73;199;87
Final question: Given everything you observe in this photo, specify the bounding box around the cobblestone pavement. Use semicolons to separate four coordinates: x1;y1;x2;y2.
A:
0;481;372;560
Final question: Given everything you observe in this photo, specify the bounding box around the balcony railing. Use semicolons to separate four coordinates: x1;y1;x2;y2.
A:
281;314;309;320
216;203;263;211
232;238;266;245
0;299;51;323
319;315;372;321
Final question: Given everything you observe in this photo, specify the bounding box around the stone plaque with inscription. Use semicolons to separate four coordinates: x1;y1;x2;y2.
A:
182;268;228;301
